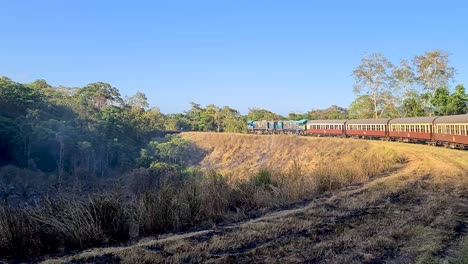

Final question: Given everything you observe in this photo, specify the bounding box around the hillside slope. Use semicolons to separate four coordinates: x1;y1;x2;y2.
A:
44;133;468;263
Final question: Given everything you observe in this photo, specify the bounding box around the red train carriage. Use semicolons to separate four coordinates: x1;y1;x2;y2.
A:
306;119;346;136
345;118;391;139
433;114;468;149
388;117;437;143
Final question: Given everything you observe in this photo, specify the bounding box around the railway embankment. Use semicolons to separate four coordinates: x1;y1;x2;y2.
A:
42;133;468;263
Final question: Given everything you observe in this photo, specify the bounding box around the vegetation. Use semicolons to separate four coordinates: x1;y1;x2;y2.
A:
0;133;405;261
42;133;468;264
0;49;467;262
350;50;467;118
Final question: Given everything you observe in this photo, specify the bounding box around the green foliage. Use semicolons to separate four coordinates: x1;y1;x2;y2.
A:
350;50;461;117
402;94;427;117
287;112;309;120
250;169;274;186
431;85;468;115
348;95;374;119
247;108;285;121
308;105;348;120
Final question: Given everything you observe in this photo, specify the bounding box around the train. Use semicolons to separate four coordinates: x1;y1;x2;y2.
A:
247;114;468;149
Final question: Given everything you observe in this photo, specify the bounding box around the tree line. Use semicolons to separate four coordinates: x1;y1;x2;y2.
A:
0;77;246;195
351;50;467;118
1;49;467;185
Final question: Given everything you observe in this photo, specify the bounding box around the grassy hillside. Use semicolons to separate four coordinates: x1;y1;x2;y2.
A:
43;133;468;263
184;132;404;178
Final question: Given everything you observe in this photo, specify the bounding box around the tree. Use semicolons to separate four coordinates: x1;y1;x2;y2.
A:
204;104;222;132
348;95;374;119
413;50;456;113
352;53;393;118
431;85;468;115
127;91;149;111
402;92;426;117
287;112;309;120
308;105;348;120
247;108;283;121
77;82;123;111
391;60;417;117
451;85;468;114
221;106;245;133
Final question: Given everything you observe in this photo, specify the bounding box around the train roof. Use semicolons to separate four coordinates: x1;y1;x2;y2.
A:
307;119;347;125
434;114;468;124
346;118;391;125
388;116;438;124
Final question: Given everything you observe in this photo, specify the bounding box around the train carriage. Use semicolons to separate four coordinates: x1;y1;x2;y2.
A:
433;114;468;149
306;119;346;136
388;117;437;142
345;118;391;139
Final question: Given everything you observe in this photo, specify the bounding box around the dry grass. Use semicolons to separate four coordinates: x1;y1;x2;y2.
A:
7;132;468;263
38;132;433;263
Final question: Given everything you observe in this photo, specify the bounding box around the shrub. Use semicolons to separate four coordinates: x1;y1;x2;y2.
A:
250;168;274;187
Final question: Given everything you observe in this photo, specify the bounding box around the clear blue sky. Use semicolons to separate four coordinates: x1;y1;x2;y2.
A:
1;1;467;115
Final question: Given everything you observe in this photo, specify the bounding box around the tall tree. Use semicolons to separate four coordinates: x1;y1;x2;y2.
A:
308;105;348;120
221;106;245;133
77;82;123;111
348;95;375;119
247;108;283;121
391;60;417;117
352;53;393;118
127;91;149;111
413;50;456;113
431;84;468;115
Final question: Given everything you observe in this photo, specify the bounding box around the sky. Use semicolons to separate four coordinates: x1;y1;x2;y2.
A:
1;0;467;115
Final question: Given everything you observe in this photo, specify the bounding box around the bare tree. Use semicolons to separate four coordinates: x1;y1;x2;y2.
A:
413;50;456;113
391;60;417;117
352;53;393;118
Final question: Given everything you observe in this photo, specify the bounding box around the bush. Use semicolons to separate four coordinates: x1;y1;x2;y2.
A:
250;168;274;187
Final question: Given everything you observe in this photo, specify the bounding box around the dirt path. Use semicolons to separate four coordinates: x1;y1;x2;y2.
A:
43;141;468;264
